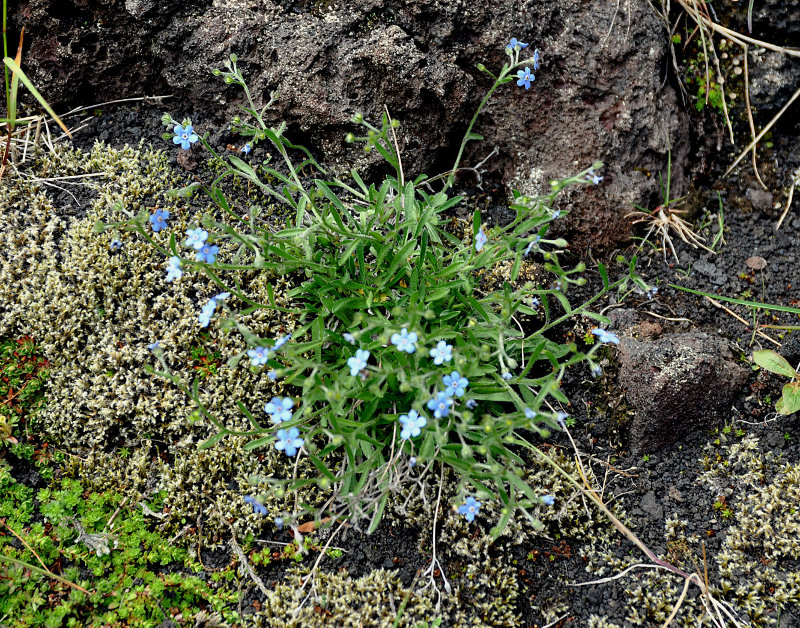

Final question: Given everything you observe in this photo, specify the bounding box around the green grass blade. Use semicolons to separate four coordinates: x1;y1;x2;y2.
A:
3;57;70;136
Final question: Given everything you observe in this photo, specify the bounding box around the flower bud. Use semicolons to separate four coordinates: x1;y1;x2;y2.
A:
230;53;238;63
345;133;355;143
352;112;364;123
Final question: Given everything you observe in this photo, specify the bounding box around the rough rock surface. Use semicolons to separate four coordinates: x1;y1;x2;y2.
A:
9;0;689;250
617;330;749;453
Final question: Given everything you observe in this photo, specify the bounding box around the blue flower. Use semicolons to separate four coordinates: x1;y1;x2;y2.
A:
430;340;453;365
274;517;284;529
592;328;620;345
391;328;418;354
556;411;568;426
506;38;529;52
409;456;417;468
244;495;268;515
516;67;534;89
165;256;182;283
442;371;468;398
196;244;220;264
343;333;356;344
241;143;252;155
524;407;535;419
551;210;562;219
646;286;658;299
267;370;278;381
541;495;555;506
457;496;481;522
148;341;161;351
198;299;218;328
110;239;123;251
529;297;540;307
347;349;370;376
265;396;294;424
248;345;272;367
524;236;540;256
427;391;453;419
502;372;513;381
149;209;170;232
273;334;291;350
173;123;199;150
475;226;487;252
214;292;230;301
399;409;427;440
275;427;304;457
591;364;602;377
466;399;477;410
532;49;541;71
185;228;209;250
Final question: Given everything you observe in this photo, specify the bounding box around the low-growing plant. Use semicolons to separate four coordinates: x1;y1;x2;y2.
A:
751;349;800;415
100;42;641;540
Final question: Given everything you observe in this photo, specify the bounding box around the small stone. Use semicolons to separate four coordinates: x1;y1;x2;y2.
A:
745;256;767;270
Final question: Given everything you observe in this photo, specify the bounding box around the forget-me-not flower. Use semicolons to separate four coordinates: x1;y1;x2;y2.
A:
524;236;541;257
524;407;536;419
399;409;427;440
274;517;284;529
265;396;294;424
273;334;292;350
196;243;220;264
556;411;569;426
506;38;529;52
427;391;453;419
165;256;182;282
149;209;170;232
110;239;123;251
198;300;218;328
541;495;555;506
248;345;272;367
466;399;477;410
458;496;481;522
429;340;453;365
475;226;487;252
173;123;199;150
241;143;252;155
267;370;278;381
343;332;356;344
592;328;620;345
185;228;209;250
532;48;541;71
244;495;268;515
501;372;513;381
148;341;160;351
391;328;418;354
275;427;304;457
516;67;534;89
347;349;370;376
442;371;468;398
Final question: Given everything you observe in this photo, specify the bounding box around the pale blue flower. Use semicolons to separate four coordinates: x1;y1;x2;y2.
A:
502;372;513;381
214;292;230;301
343;332;356;344
399;409;427;440
457;496;481;522
347;349;370;376
506;38;529;52
409;456;417;468
110;239;123;251
273;334;291;350
466;399;477;410
173;123;199;149
429;340;453;365
541;495;555;506
516;67;534;89
442;371;468;398
244;495;267;515
427;391;453;419
275;427;304;457
524;407;535;419
267;370;278;381
265;396;294;424
241;143;252;155
475;226;487;252
391;328;418;354
196;243;220;264
149;209;170;232
532;49;541;71
274;517;284;529
148;341;160;351
592;328;620;345
248;345;272;367
165;256;182;282
198;300;218;328
556;411;568;426
185;228;209;250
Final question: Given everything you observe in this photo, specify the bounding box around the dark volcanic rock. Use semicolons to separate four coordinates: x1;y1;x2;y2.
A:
9;0;689;251
618;331;749;453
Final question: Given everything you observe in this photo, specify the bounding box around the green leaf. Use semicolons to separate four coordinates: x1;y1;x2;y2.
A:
367;494;389;534
198;431;228;450
598;263;609;289
165;182;202;198
3;57;71;137
752;350;797;379
776;382;800;415
243;435;275;451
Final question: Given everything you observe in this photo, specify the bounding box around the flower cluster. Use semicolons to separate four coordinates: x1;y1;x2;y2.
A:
184;227;219;264
506;38;540;90
247;334;291;367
